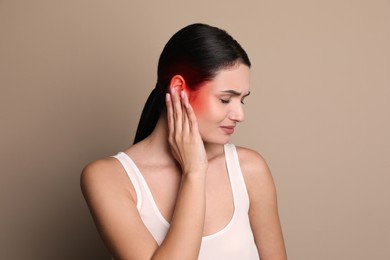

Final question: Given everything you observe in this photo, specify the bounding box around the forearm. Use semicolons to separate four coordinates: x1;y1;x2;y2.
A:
152;172;206;260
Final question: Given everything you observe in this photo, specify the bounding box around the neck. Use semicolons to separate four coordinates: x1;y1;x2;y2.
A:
138;114;173;162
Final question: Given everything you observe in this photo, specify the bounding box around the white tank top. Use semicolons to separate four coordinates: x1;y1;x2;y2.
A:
113;143;260;259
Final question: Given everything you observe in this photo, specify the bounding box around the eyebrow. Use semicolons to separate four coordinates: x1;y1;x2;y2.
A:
221;90;251;97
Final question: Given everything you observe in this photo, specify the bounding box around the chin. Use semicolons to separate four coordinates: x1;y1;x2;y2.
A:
202;135;231;145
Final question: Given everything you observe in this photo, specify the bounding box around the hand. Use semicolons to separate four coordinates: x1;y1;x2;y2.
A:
166;88;208;174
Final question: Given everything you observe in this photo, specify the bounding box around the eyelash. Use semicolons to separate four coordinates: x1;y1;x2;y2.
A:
220;99;246;104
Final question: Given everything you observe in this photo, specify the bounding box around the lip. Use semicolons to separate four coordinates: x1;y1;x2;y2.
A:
220;126;235;135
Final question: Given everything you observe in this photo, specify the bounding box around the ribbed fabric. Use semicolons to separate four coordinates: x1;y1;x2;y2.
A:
112;143;260;259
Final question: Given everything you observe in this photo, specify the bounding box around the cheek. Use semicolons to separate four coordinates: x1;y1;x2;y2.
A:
189;93;207;115
188;91;224;124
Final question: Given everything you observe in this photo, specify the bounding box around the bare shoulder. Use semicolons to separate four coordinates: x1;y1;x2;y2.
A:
80;156;157;258
235;146;287;259
235;146;276;197
235;146;271;178
81;157;121;187
80;156;133;202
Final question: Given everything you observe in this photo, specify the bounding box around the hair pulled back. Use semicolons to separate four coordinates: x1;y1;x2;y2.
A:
133;23;251;144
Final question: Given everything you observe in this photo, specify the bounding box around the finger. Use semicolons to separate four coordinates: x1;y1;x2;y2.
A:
166;93;181;160
165;93;174;140
181;91;190;134
183;93;199;133
171;87;183;137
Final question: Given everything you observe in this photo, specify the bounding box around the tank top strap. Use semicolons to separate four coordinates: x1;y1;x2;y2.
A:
111;152;143;209
111;152;170;245
224;143;250;211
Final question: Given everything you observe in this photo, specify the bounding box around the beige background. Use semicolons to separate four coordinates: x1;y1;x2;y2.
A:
1;0;389;259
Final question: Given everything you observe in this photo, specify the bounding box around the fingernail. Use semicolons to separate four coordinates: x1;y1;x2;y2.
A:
171;87;176;95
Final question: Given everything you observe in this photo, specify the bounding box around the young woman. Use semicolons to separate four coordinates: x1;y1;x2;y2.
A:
81;23;287;260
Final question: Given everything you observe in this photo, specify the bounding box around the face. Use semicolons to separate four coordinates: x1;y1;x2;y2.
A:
189;63;250;145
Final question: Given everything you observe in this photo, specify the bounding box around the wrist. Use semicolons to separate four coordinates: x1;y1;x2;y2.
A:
181;168;207;180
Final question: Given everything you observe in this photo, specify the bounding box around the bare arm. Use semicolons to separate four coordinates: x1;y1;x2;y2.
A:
239;148;287;260
81;88;207;259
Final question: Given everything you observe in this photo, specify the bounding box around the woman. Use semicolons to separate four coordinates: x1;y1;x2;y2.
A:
81;23;287;260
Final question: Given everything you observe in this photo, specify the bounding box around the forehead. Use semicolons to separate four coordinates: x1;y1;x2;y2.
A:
206;64;250;93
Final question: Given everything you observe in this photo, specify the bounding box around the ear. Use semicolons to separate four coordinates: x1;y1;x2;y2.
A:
169;75;189;95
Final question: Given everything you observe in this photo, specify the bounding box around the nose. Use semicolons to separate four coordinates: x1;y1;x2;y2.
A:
229;103;245;122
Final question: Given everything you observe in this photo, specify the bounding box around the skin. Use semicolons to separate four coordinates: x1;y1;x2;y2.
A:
189;64;251;145
80;63;287;259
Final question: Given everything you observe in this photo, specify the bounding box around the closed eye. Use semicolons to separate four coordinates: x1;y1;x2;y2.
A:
220;90;250;105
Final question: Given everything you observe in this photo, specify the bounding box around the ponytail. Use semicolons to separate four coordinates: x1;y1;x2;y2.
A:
133;83;165;144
